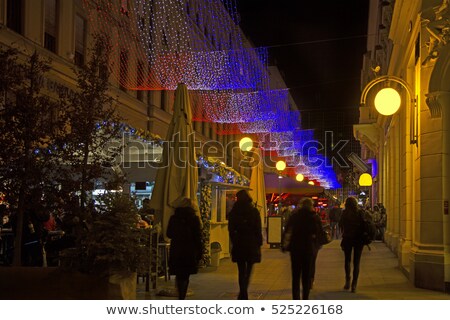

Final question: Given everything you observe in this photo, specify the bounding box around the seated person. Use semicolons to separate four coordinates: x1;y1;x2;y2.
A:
136;214;150;229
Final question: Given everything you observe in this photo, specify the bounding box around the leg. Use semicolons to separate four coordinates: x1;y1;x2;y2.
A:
290;253;301;300
243;262;254;299
301;255;312;300
330;222;337;239
351;245;364;292
237;261;252;299
343;245;352;289
310;249;318;289
176;273;190;300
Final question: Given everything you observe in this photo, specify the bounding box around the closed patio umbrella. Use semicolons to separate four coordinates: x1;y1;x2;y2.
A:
149;83;199;238
248;147;267;228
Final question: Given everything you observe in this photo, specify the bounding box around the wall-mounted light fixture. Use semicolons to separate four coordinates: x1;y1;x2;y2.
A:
358;173;373;187
360;75;418;145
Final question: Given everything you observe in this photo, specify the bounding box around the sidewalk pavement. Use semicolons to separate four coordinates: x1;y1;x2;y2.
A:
137;240;450;300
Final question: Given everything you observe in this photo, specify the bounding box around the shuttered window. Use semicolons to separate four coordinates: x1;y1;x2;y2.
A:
74;14;86;66
6;0;23;34
44;0;57;53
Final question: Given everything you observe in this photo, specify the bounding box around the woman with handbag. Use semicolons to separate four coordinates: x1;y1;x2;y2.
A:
283;198;323;300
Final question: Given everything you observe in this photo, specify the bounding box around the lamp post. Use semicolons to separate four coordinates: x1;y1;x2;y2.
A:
360;75;417;144
239;136;254;178
276;160;286;215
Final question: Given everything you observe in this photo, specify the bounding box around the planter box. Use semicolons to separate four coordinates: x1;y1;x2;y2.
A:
0;267;136;299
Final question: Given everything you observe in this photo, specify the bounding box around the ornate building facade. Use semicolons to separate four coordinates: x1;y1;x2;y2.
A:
355;0;450;292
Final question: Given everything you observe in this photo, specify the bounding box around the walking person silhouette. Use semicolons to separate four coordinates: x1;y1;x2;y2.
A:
166;198;203;300
228;190;262;300
339;196;365;292
283;197;322;300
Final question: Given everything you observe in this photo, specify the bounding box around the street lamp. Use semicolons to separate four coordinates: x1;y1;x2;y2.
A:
239;136;253;152
296;173;304;182
360;75;417;144
276;160;286;215
276;160;286;171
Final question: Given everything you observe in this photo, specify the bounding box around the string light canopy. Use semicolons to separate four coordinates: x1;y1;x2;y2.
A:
83;0;270;91
191;89;289;122
257;132;293;150
81;0;342;190
191;89;288;122
215;110;300;135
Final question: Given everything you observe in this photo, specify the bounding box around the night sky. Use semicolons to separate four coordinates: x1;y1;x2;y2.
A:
236;0;370;142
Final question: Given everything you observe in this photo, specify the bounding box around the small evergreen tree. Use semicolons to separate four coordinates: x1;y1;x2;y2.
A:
82;193;144;277
56;33;124;213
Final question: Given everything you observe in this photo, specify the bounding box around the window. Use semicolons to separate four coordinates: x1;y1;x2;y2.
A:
119;50;129;91
7;0;23;34
74;14;86;66
45;0;58;53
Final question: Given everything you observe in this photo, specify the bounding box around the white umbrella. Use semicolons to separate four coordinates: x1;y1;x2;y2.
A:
248;147;267;228
149;83;199;238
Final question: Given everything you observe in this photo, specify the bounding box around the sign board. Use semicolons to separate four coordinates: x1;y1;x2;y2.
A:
267;215;283;248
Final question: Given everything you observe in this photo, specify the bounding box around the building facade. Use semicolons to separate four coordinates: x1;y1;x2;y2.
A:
355;0;450;292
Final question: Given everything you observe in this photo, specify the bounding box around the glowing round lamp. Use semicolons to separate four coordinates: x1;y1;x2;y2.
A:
308;181;314;185
276;160;286;171
296;173;304;182
374;88;401;116
359;173;373;187
239;137;253;152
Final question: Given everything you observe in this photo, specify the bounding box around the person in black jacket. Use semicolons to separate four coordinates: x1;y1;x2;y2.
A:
339;196;365;292
228;190;262;300
166;199;203;300
283;197;322;300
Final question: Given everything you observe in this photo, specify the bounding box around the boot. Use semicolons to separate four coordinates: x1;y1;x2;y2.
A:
351;279;357;293
344;277;351;290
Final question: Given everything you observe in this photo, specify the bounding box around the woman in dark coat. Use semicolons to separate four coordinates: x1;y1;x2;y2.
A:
228;190;262;300
339;196;364;292
283;197;322;300
166;199;202;300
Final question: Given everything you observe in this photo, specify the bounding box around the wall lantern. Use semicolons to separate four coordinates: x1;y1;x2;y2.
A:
374;87;401;115
359;173;373;187
360;75;418;144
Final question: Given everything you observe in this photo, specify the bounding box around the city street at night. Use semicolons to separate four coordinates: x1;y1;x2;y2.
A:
2;0;450;305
